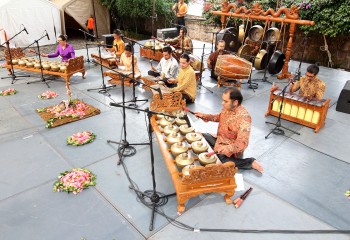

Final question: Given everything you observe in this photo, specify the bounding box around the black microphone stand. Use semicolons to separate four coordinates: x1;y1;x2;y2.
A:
26;34;57;88
109;102;176;231
265;80;301;139
78;29;96;63
86;42;116;96
121;36;148;107
197;44;213;93
294;35;308;81
250;41;274;85
1;28;30;83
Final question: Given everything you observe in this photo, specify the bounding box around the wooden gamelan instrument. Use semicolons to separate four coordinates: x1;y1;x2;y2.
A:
265;89;330;133
149;93;237;213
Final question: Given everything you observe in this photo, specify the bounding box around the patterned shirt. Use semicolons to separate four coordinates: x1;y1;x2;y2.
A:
168;65;196;101
291;75;326;100
48;43;75;62
201;105;251;158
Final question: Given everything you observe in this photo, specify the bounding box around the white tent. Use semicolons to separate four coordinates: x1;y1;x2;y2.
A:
0;0;62;47
51;0;110;38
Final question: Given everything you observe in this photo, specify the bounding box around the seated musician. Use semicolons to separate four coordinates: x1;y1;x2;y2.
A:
195;88;264;173
166;53;196;104
207;40;229;79
105;29;125;58
166;27;193;54
117;44;141;76
41;35;75;62
290;64;326;101
148;46;179;87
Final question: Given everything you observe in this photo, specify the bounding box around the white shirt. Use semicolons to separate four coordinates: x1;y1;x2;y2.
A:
156;57;179;79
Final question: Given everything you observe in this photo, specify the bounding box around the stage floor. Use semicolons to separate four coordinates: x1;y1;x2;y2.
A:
1;40;350;240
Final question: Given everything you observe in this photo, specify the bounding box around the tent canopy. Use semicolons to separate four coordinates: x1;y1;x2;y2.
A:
51;0;110;38
0;0;61;47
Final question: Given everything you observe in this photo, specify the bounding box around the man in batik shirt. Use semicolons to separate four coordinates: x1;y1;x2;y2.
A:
290;64;326;101
195;88;264;173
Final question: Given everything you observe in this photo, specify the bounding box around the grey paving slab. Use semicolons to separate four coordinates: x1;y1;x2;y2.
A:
0;106;35;136
0;133;70;200
327;104;350;125
149;184;348;240
243;139;350;230
0;182;145;240
291;116;350;164
89;146;206;238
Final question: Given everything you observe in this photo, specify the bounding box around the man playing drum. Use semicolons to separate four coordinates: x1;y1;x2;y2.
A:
167;53;196;104
290;64;326;101
195;88;264;173
148;46;179;87
207;40;229;79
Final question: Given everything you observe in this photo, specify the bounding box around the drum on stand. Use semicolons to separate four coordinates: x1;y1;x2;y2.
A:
214;55;252;79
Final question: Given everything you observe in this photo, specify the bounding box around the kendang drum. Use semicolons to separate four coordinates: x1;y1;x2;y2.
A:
215;55;252;80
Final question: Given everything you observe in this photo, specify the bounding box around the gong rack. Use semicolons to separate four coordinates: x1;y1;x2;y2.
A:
212;2;315;79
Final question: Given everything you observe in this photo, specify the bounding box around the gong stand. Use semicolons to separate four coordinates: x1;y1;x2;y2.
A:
1;28;31;83
265;79;300;139
109;102;176;231
212;2;315;79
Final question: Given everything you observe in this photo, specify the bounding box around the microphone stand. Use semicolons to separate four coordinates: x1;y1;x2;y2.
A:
1;28;31;83
250;41;273;85
26;35;57;88
265;80;301;139
105;63;161;163
197;44;213;93
86;42;116;96
294;35;308;81
78;29;96;63
109;102;176;231
121;36;148;107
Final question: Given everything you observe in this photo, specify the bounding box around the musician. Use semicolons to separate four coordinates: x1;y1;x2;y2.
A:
207;40;229;79
166;27;193;54
148;46;179;86
290;64;326;101
105;29;125;58
195;88;264;173
41;35;75;62
167;53;196;103
172;0;188;33
117;44;141;76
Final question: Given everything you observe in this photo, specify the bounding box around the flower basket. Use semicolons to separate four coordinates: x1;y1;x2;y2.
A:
53;168;96;194
38;90;58;99
0;88;17;96
67;131;96;146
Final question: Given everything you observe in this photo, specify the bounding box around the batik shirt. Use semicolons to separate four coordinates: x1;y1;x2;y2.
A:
201;105;251;158
291;76;326;100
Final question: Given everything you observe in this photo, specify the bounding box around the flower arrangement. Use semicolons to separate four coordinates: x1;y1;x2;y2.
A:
0;88;17;96
38;90;58;99
53;168;96;194
67;131;96;146
345;190;350;200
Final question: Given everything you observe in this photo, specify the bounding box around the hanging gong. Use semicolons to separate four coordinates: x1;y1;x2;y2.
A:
248;25;264;42
254;49;268;70
237;44;252;61
238;24;245;42
268;50;285;74
216;27;239;52
264;27;280;45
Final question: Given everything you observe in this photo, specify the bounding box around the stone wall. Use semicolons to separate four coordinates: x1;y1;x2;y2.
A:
185;16;350;71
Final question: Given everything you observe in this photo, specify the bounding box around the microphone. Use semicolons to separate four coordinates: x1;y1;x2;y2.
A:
45;31;50;40
157;87;163;99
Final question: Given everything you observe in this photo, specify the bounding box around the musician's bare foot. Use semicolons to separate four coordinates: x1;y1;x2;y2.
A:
252;160;264;173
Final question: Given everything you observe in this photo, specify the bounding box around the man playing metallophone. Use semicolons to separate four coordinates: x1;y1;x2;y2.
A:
290;64;326;101
148;46;179;87
104;29;125;58
195;88;264;173
166;53;196;104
